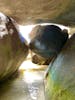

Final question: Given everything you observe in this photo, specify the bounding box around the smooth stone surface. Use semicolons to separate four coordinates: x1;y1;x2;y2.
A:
45;33;75;100
0;0;75;26
0;14;28;81
29;25;68;58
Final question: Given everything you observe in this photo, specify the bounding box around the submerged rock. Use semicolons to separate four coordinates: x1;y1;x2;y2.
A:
46;33;75;100
0;13;28;81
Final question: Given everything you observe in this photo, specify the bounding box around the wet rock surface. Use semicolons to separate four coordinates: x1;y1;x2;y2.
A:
45;33;75;100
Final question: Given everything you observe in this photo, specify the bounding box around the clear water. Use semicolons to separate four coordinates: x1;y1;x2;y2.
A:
0;65;46;100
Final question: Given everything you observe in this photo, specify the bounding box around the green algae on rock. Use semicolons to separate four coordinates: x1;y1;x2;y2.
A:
45;33;75;100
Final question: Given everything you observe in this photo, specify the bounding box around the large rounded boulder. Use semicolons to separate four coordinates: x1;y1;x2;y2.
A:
46;33;75;100
0;13;28;81
29;25;68;59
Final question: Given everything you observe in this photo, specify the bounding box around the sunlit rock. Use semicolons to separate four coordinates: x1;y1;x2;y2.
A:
0;13;28;81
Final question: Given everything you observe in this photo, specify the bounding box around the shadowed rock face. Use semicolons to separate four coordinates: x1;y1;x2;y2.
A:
29;25;68;58
0;0;74;26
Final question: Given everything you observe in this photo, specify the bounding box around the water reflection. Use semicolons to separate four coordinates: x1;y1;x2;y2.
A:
22;71;45;100
0;54;46;100
18;53;46;100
